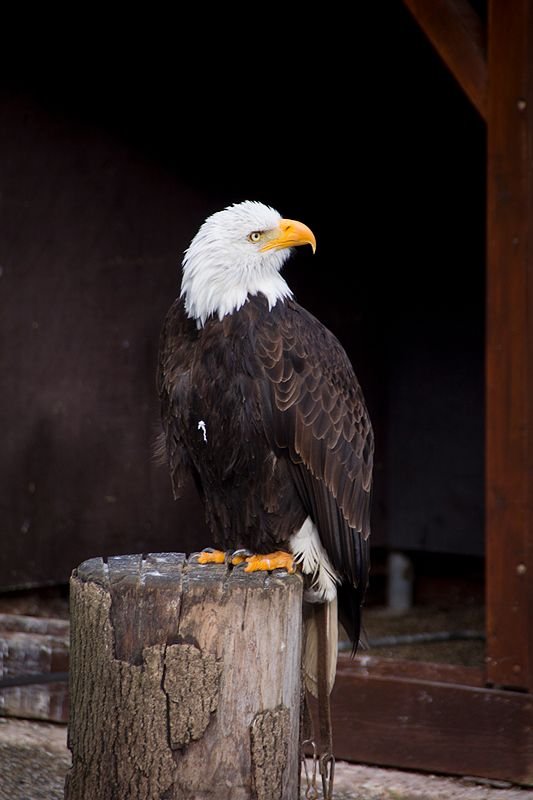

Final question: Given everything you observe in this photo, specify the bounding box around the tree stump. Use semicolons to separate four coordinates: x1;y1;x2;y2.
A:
64;553;303;800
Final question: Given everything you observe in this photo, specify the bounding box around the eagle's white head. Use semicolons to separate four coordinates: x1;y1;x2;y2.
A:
180;200;316;326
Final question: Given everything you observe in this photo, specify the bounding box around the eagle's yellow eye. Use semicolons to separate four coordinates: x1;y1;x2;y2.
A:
248;231;262;243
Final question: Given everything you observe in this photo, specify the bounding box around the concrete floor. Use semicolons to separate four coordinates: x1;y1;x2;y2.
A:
0;718;530;800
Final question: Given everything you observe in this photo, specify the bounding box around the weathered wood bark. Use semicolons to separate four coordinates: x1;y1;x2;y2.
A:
64;553;302;800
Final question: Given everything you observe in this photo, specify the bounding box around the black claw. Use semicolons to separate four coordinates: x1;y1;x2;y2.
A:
231;548;253;559
188;548;219;564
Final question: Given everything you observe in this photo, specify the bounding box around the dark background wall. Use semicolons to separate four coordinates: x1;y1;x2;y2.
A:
0;4;485;589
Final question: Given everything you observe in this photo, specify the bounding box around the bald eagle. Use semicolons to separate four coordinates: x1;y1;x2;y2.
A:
157;200;373;748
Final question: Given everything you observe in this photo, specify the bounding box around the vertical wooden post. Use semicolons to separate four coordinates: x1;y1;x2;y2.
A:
486;0;533;689
64;553;302;800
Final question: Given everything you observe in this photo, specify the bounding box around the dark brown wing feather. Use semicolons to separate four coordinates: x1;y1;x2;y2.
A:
157;298;199;499
157;294;373;647
256;299;373;643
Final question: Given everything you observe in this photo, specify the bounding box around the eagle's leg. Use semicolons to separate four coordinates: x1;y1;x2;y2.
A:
243;551;296;574
194;548;227;565
192;548;296;573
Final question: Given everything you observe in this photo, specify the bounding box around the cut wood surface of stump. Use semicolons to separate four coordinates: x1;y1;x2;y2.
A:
64;553;303;800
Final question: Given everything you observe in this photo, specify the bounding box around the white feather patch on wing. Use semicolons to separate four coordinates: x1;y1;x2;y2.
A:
197;420;207;443
289;517;338;602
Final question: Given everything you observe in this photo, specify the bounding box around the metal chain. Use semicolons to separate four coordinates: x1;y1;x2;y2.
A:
301;739;319;799
320;752;335;800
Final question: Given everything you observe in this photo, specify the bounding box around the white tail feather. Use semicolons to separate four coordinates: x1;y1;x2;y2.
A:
290;517;338;602
303;596;338;698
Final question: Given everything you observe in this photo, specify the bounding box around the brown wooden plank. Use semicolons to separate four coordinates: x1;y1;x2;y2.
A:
0;615;69;723
331;665;533;786
0;613;69;637
403;0;487;119
486;0;533;690
0;95;210;592
345;653;485;687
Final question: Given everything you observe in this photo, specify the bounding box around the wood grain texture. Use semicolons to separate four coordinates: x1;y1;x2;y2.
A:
403;0;487;118
65;553;303;800
331;656;533;786
346;653;485;687
486;0;533;690
0;97;210;592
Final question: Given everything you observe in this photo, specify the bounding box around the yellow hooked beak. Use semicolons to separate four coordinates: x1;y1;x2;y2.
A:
260;218;316;254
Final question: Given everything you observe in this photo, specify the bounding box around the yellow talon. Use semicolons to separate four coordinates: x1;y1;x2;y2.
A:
231;553;247;566
244;551;296;574
197;549;226;565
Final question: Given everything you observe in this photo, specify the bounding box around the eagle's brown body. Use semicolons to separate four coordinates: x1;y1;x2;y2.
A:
158;292;373;647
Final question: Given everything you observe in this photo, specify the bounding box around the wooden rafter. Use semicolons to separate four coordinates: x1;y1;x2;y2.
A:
403;0;487;119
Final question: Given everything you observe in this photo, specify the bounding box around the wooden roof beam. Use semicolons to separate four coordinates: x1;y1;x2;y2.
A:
403;0;488;120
